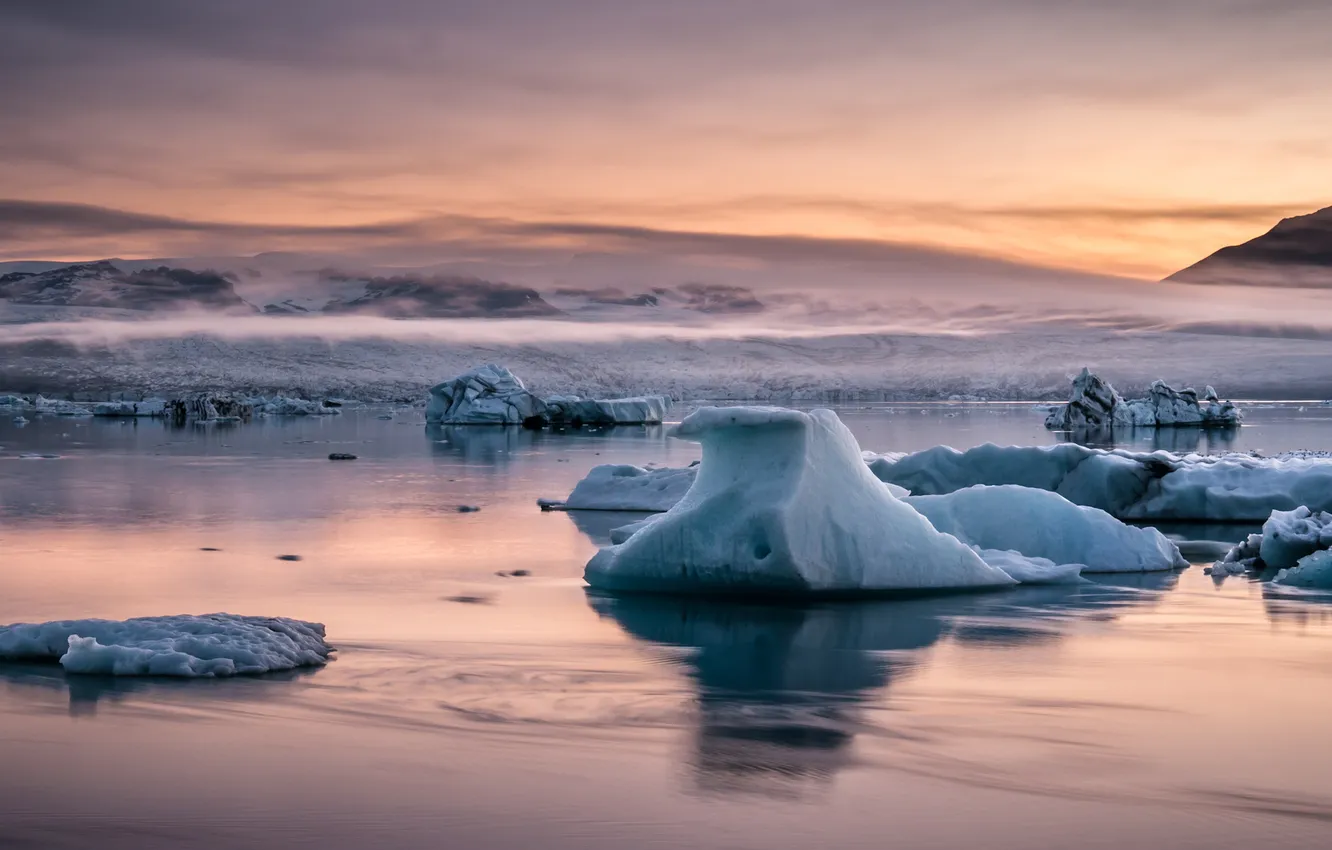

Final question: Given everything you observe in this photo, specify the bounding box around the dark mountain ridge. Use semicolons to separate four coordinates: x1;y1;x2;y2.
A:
1166;206;1332;288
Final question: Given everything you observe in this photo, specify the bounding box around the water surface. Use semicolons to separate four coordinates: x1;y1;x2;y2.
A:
2;403;1331;849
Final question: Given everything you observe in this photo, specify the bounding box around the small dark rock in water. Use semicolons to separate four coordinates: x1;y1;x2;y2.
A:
496;569;532;577
443;593;494;605
457;505;481;513
200;547;222;552
328;452;358;460
276;554;303;561
377;414;393;420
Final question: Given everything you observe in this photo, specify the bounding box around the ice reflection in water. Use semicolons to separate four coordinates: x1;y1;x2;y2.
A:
588;573;1179;799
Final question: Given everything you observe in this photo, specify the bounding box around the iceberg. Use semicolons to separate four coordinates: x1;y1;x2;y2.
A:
584;407;1018;595
545;395;669;426
556;463;698;511
426;364;668;426
0;613;332;677
251;396;341;416
92;399;168;417
426;363;547;425
1214;506;1332;572
32;395;92;416
550;459;907;512
166;393;254;422
1273;551;1332;590
906;485;1186;573
1044;368;1241;430
873;443;1332;521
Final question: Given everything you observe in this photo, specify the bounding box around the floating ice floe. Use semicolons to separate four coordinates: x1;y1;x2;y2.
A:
1043;368;1241;430
584;407;1018;595
545;463;699;511
545;395;669;427
251;396;341;416
426;363;668;426
32;395;92;417
0;613;333;676
1209;507;1332;589
92;399;168;417
0;394;25;406
871;443;1332;521
906;485;1185;573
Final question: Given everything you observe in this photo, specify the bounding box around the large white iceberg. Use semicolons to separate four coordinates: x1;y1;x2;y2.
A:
0;613;332;676
873;443;1332;521
1044;368;1241;430
584;407;1018;595
906;485;1185;573
426;364;668;426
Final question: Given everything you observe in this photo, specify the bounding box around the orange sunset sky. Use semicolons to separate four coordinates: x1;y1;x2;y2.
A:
2;0;1329;277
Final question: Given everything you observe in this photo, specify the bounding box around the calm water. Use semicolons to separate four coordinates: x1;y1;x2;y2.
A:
2;403;1332;850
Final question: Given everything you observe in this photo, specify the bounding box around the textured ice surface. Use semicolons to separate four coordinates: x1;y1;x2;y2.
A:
584;406;1016;595
0;613;332;676
426;363;546;425
1273;551;1332;589
907;485;1185;573
1215;506;1332;574
874;443;1332;521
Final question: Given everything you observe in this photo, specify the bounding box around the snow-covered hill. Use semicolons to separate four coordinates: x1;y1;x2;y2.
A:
0;261;252;312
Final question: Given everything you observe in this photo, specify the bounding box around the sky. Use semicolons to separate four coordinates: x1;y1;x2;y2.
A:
2;0;1331;277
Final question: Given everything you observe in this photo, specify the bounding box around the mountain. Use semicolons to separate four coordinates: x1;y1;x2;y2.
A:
0;261;253;311
316;272;561;318
1166;206;1332;287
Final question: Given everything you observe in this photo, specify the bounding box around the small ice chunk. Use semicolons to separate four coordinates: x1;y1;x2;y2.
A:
0;613;332;677
563;464;698;511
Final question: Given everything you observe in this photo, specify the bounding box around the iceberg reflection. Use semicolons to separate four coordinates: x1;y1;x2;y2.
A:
587;574;1177;798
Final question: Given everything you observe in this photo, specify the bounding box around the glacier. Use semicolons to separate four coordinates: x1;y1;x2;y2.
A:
906;485;1186;573
1044;368;1241;430
0;613;333;677
584;406;1019;595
